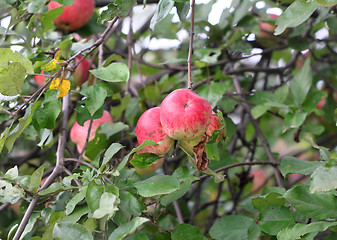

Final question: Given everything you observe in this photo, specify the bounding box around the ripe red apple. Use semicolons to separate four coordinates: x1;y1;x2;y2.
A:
34;70;46;87
74;56;93;87
180;112;224;154
160;89;212;141
70;110;113;154
136;107;174;155
48;0;95;32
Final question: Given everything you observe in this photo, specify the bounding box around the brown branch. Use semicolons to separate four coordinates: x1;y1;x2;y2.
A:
187;0;195;89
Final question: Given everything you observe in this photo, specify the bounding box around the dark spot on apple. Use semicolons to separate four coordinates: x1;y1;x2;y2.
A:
184;104;188;108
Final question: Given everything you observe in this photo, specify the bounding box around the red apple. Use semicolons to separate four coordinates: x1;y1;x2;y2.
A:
180;112;224;154
136;107;174;155
70;110;113;154
74;56;92;87
249;168;268;193
160;89;212;141
48;0;95;32
34;70;46;87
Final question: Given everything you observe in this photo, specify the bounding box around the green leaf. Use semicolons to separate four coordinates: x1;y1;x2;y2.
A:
5;102;41;152
101;143;124;168
130;153;161;168
284;111;307;129
97;122;129;138
4;166;18;180
20;213;40;240
232;0;255;26
284;184;337;219
280;156;322;177
258;206;295;235
290;59;312;106
0;180;24;204
0;127;11;154
175;2;189;21
53;223;93;240
59;206;90;223
116;140;159;172
28;164;48;192
41;6;64;32
79;85;107;116
89;62;130;83
65;186;87;215
310;166;337;193
134;175;180;197
150;0;175;30
251;105;270;119
119;190;146;216
98;0;137;24
35;90;62;129
196;82;228;109
38;182;74;196
108;217;149;240
172;224;207;240
27;0;47;13
252;192;286;210
273;85;289;103
275;0;319;35
277;221;337;240
0;48;33;73
85;181;104;211
209;215;254;240
92;192;119;219
0;62;26;96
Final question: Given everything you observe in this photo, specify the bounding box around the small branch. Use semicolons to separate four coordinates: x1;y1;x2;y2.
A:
173;201;184;224
232;75;284;188
187;0;195;89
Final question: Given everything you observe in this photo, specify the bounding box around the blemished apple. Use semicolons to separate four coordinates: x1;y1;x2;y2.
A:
160;89;212;141
136;107;174;155
34;70;46;87
48;0;95;32
180;112;223;155
70;110;113;154
74;56;93;87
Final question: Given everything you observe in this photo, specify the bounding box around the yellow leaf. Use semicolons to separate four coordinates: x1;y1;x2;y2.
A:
50;78;70;97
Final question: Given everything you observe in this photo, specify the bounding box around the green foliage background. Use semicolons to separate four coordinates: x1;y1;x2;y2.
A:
0;0;337;239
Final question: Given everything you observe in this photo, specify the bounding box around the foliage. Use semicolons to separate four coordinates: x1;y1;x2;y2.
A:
0;0;337;239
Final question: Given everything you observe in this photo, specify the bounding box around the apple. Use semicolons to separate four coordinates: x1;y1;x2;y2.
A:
136;107;174;155
180;112;224;155
134;158;164;176
249;168;268;193
160;89;212;141
74;56;93;87
70;110;113;154
34;70;46;87
48;0;95;32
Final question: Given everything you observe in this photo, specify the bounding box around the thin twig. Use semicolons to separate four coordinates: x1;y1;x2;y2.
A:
187;0;195;89
173;201;184;224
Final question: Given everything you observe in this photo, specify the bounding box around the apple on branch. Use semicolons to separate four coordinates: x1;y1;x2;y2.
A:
136;107;174;155
73;56;94;88
48;0;95;32
160;89;212;141
70;110;113;155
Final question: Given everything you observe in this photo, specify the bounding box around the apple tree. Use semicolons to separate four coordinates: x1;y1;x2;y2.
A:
0;0;337;239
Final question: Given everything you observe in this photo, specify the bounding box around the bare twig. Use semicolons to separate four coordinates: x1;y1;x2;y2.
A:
187;0;195;89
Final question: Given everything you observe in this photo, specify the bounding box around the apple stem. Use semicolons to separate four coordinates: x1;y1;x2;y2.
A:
187;0;195;90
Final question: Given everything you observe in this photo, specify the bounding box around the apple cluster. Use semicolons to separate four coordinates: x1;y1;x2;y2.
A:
136;89;223;158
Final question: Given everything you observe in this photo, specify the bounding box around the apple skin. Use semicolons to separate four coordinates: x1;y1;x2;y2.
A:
180;112;223;155
136;107;174;155
74;56;92;87
160;89;212;141
34;70;46;87
48;0;95;32
70;110;113;154
249;169;268;193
